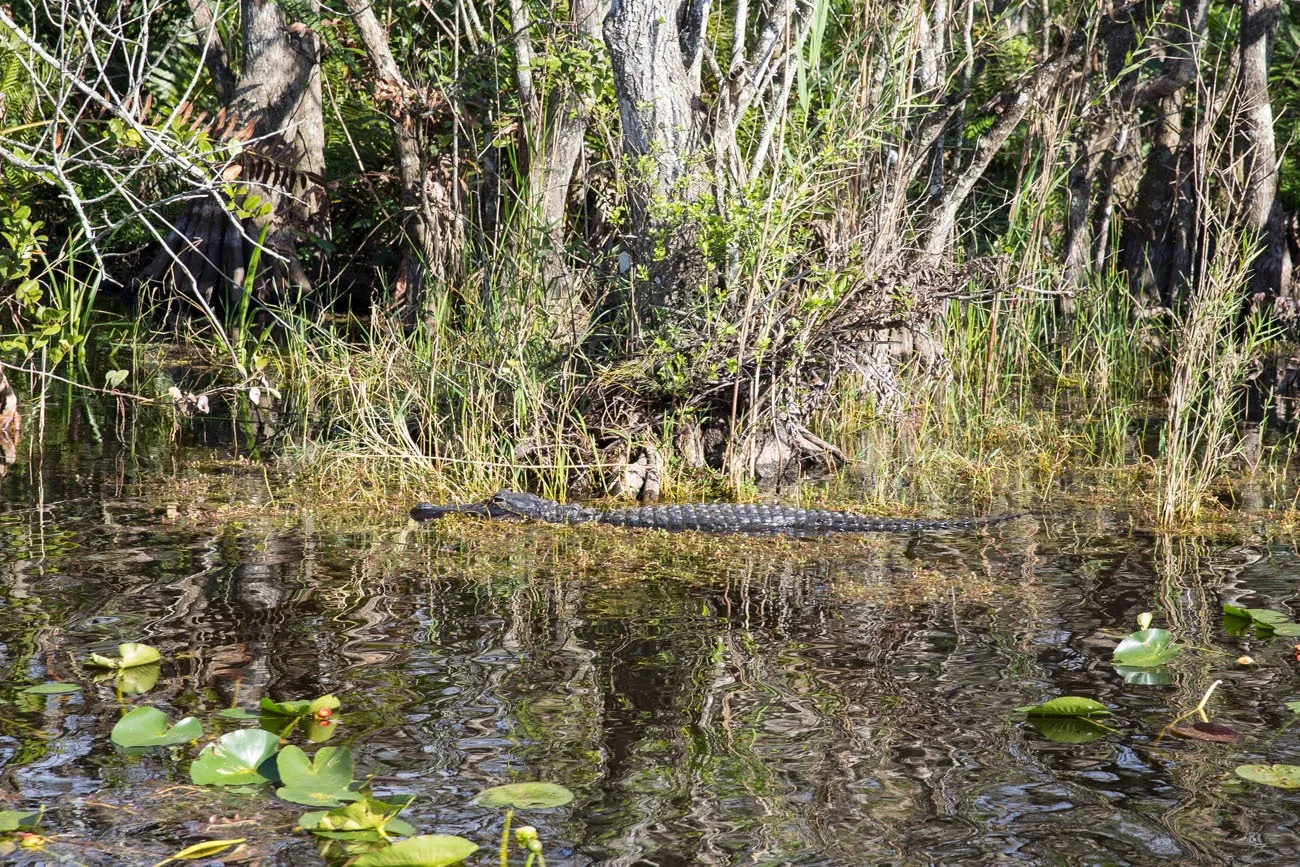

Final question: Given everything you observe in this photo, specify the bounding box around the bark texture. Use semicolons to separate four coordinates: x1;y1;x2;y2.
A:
604;0;709;315
1117;0;1208;308
343;0;453;325
1239;0;1287;297
531;0;607;341
140;0;328;309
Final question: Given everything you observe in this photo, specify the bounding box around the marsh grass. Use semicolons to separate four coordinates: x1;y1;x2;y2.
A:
1157;234;1274;526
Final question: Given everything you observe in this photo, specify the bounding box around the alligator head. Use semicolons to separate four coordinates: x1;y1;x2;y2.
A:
410;490;595;523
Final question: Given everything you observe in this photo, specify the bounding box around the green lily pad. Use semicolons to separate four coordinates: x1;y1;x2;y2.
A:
1236;764;1300;788
0;810;41;832
22;682;80;695
1223;613;1252;637
87;642;162;670
352;835;478;867
472;782;574;810
1112;628;1182;667
1016;697;1113;718
190;728;280;786
215;707;260;720
113;663;161;695
306;717;338;742
260;694;340;718
111;706;203;748
1245;608;1292;625
275;746;360;807
1024;716;1112;744
300;794;416;837
1223;606;1300;637
1286;701;1300;714
306;817;419;843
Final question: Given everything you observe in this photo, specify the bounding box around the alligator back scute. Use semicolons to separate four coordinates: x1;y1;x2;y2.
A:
412;489;1021;534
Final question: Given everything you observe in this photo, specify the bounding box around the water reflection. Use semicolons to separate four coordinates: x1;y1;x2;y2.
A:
4;453;1300;864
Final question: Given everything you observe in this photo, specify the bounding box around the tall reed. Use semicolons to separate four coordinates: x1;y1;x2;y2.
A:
1157;232;1271;526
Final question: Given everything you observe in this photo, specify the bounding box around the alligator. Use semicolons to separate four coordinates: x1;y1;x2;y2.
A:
410;490;1020;536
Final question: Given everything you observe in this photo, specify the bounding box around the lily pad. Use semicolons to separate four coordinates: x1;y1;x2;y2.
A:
0;810;41;832
87;642;162;670
472;782;574;810
275;746;360;807
300;794;417;838
1016;697;1113;718
1112;628;1182;667
111;706;202;748
1245;608;1292;625
1236;764;1300;788
352;835;478;867
306;717;338;742
113;663;161;695
1223;605;1300;637
215;707;260;720
260;694;340;718
22;682;80;695
190;728;280;786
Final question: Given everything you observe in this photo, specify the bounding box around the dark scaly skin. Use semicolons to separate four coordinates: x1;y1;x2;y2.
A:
410;490;1020;535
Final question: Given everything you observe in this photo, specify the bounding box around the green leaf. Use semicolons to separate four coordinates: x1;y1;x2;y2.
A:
1286;701;1300;714
22;682;80;695
1223;604;1254;636
104;369;128;389
1236;764;1300;788
215;708;260;719
111;707;202;748
260;694;340;718
87;642;162;670
1245;608;1292;625
472;782;574;809
274;746;359;807
0;810;40;832
113;663;161;695
352;835;478;867
151;838;245;864
306;717;338;742
1272;622;1300;637
277;787;362;807
190;729;280;786
1112;628;1182;667
1017;697;1113;718
301;794;415;836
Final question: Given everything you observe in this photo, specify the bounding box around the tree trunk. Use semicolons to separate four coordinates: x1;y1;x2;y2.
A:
531;0;607;342
140;0;328;311
1238;0;1285;297
1116;0;1209;309
604;0;709;319
342;0;443;326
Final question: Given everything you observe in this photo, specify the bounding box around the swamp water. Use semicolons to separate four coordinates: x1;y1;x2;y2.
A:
3;418;1300;865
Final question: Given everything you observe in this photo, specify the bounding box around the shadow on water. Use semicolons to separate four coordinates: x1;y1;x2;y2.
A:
3;399;1300;864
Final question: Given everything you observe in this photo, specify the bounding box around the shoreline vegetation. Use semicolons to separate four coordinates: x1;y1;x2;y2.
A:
3;2;1300;528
